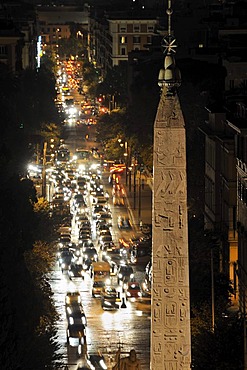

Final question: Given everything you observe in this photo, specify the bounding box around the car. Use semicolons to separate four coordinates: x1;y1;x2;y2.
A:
113;196;124;206
86;353;108;369
126;282;141;300
79;232;92;243
82;247;98;263
79;225;91;236
66;323;86;347
117;265;134;285
68;263;84;279
66;303;87;326
92;281;105;297
96;219;111;231
99;229;112;239
59;250;74;271
117;216;132;229
99;235;113;249
65;291;82;305
97;212;112;222
81;240;95;252
100;286;121;310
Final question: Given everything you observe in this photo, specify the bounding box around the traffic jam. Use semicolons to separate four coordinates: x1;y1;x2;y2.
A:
52;147;152;361
29;58;152;368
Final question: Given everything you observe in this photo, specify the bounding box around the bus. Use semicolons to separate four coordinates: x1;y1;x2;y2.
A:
56;148;70;164
74;149;91;162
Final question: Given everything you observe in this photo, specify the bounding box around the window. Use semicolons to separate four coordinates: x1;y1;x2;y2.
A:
205;176;215;212
120;36;127;44
0;45;7;56
147;36;152;44
133;25;140;32
133;36;140;44
229;80;234;89
120;25;126;32
121;48;126;55
147;25;154;32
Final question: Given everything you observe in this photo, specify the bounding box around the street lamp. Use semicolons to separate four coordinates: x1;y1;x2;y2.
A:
123;142;128;186
42;141;47;198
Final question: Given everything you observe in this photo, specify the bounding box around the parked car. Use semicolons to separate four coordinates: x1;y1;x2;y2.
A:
117;216;132;229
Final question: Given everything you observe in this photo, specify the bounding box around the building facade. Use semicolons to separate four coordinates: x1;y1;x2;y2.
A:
89;13;159;74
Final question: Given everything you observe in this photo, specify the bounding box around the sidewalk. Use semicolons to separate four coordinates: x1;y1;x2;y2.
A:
123;173;152;233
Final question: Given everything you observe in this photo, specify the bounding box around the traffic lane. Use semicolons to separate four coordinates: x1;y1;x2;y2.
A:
73;269;151;370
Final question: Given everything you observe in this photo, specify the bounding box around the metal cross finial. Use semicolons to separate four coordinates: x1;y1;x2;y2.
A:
161;0;177;56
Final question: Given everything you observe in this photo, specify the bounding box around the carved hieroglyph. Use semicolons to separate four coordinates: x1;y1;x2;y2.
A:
151;88;191;369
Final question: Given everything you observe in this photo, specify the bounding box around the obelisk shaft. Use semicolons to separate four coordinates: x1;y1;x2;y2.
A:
151;87;191;369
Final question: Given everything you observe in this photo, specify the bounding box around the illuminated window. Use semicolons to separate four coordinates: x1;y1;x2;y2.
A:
120;36;127;44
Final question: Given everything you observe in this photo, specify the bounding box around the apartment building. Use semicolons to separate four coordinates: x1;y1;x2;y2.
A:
89;12;159;74
0;2;37;72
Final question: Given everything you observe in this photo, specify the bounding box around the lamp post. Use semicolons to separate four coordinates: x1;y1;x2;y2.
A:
42;141;47;198
124;141;128;186
211;247;215;332
138;174;142;221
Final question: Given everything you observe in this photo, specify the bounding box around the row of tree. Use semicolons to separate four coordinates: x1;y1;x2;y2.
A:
0;58;65;369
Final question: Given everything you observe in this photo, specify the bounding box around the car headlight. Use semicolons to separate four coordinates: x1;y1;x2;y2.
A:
70;271;74;276
69;317;74;325
61;263;66;268
105;278;111;285
94;254;97;259
77;297;81;303
138;292;142;297
67;306;72;315
118;273;123;279
126;291;131;297
104;300;111;306
130;273;134;279
99;359;107;369
84;254;88;259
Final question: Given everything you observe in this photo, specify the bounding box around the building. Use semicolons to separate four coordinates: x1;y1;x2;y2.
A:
89;11;159;74
0;2;37;72
199;107;238;293
36;4;89;45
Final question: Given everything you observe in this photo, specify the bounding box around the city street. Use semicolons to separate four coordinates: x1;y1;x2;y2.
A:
48;119;151;369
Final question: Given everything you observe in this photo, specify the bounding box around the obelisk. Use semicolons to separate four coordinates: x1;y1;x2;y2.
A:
151;1;191;369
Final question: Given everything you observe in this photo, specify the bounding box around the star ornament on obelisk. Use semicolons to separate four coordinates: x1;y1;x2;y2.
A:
151;0;192;369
